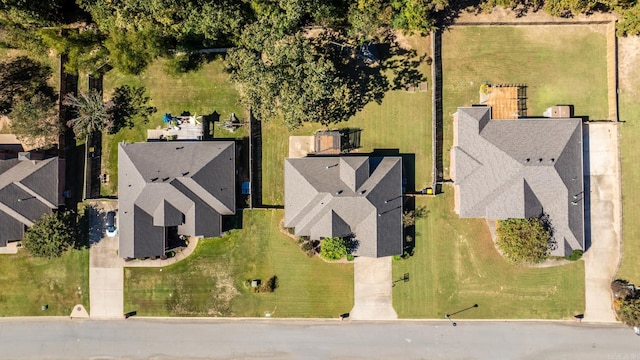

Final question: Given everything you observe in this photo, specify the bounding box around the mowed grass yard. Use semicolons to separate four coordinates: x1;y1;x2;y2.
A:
617;37;640;284
124;210;353;317
441;25;608;178
261;34;432;206
393;193;585;319
101;58;246;195
0;249;89;316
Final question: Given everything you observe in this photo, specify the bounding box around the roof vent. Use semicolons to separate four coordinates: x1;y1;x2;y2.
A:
549;158;555;163
162;177;170;182
360;190;366;195
537;158;543;163
151;177;159;182
181;171;189;176
176;146;184;150
336;190;343;195
525;158;530;163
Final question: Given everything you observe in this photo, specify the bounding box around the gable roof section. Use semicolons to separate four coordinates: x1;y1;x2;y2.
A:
0;157;59;244
118;141;235;259
453;106;584;256
285;156;402;258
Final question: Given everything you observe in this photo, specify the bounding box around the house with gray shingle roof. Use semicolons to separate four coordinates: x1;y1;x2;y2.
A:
0;155;64;247
452;106;584;256
284;156;403;258
118;141;235;259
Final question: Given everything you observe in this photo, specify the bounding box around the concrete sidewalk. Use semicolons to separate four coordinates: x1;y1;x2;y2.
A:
582;123;621;323
350;257;397;320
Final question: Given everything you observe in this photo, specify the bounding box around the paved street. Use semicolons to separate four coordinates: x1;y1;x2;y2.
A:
583;124;621;323
0;319;639;359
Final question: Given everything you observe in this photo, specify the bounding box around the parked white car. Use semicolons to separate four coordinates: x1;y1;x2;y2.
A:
105;211;117;237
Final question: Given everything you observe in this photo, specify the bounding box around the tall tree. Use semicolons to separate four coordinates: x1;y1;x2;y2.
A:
23;211;76;258
8;93;60;149
0;56;54;114
64;91;111;140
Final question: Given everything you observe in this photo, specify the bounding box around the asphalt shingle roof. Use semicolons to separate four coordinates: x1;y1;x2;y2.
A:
453;106;584;256
284;156;403;258
118;141;235;259
0;157;60;246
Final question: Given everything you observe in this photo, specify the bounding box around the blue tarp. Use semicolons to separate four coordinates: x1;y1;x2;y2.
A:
163;113;172;123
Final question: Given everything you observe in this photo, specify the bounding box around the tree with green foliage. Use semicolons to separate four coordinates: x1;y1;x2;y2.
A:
348;0;395;39
9;93;60;149
23;211;75;258
320;237;350;260
617;3;640;36
617;296;640;327
496;217;551;264
38;28;108;74
391;0;446;34
0;56;54;114
64;91;111;140
104;29;165;75
227;33;356;129
108;85;157;134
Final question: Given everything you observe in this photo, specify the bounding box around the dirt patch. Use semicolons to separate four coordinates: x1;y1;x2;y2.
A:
454;5;616;24
618;36;640;96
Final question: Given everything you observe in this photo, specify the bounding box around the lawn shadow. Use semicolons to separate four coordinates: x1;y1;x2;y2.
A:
236;136;251;209
202;111;220;140
87;205;105;246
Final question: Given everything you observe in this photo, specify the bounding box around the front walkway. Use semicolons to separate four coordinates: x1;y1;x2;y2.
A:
350;257;397;320
583;123;621;323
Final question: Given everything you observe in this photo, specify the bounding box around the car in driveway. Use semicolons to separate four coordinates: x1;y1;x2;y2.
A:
106;211;117;237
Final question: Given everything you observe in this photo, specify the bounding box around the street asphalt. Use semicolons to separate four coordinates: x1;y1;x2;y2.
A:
0;319;639;359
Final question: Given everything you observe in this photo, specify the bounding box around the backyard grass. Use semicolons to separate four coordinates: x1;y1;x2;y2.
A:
101;58;245;195
616;39;640;284
124;210;354;317
0;249;89;316
392;192;585;319
441;25;608;178
261;34;432;206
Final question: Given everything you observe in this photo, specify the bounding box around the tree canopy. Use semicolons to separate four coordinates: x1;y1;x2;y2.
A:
9;93;61;149
0;56;55;115
64;91;111;140
496;217;551;264
23;211;76;258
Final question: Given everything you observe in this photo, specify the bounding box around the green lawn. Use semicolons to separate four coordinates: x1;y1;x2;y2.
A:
101;58;245;195
0;249;89;316
441;25;608;178
392;193;585;319
261;35;432;206
124;210;354;317
617;40;640;284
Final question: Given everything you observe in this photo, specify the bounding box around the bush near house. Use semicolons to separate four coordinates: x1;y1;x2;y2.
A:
22;211;76;258
496;217;551;264
320;237;350;261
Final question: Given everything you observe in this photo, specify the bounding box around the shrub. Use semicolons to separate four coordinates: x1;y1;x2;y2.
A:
22;211;75;258
392;254;402;261
565;249;583;261
346;254;355;261
255;276;278;293
301;241;314;252
320;236;349;260
496;217;551;264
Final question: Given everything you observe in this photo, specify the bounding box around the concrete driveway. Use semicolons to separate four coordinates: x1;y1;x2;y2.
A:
88;201;124;319
350;257;397;320
583;123;621;323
